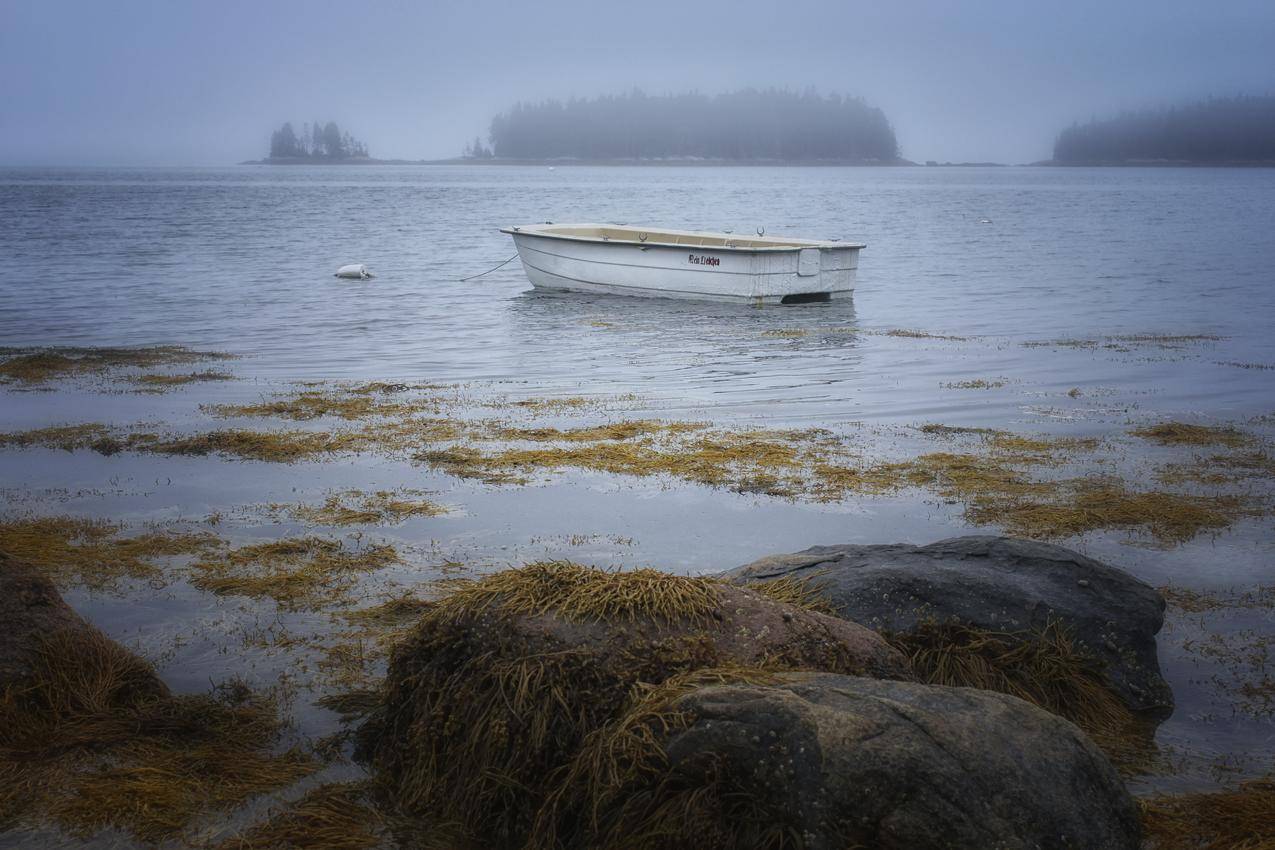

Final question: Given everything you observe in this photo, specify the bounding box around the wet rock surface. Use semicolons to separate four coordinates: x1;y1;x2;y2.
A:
497;582;911;679
660;672;1142;850
724;535;1171;713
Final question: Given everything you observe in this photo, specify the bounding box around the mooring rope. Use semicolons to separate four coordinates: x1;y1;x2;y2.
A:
459;254;519;282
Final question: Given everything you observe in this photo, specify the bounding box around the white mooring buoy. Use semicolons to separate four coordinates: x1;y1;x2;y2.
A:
335;263;373;280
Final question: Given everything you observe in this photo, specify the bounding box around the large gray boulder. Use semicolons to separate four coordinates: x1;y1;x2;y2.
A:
724;535;1170;714
655;673;1141;850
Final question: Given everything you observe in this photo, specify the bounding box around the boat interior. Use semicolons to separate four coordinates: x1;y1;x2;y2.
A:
506;223;860;250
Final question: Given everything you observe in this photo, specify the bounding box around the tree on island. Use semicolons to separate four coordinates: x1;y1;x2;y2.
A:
269;122;306;158
269;120;369;160
462;136;494;159
485;88;899;161
1054;95;1275;164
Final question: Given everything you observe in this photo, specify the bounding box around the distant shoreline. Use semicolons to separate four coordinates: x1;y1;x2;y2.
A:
239;156;1275;168
240;157;432;166
1033;159;1275;168
240;156;919;167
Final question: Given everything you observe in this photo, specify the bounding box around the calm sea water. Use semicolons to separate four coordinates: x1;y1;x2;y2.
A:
1;165;1274;816
3;165;1274;415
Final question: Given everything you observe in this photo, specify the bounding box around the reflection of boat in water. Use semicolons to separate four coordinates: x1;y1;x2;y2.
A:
505;286;862;376
500;223;864;305
503;286;864;402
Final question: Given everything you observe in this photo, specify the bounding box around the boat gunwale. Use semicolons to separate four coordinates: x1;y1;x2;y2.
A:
500;224;865;253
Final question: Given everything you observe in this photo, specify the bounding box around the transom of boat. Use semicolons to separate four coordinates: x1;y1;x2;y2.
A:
500;224;863;252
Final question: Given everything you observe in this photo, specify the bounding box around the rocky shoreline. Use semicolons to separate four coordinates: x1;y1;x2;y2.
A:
1;345;1272;847
9;533;1266;848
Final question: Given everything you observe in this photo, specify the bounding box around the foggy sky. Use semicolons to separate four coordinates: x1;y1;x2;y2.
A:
2;0;1273;166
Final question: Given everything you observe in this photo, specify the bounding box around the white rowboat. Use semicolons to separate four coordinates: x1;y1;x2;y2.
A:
500;224;864;304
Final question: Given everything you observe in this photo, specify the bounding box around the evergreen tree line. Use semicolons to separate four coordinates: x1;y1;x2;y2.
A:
1054;96;1275;163
485;89;899;161
269;121;370;160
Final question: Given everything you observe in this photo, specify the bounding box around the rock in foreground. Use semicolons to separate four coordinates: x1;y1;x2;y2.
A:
1;549;314;844
725;535;1171;714
621;673;1141;850
359;561;909;848
0;549;167;698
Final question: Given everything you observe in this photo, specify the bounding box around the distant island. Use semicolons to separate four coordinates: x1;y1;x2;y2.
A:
243;91;906;167
477;88;904;164
244;120;377;164
242;94;1275;168
1049;95;1275;165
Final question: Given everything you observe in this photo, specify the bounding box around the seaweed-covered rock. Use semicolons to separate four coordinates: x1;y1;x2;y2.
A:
1;550;316;844
0;549;165;696
611;673;1141;850
359;561;909;848
724;535;1171;713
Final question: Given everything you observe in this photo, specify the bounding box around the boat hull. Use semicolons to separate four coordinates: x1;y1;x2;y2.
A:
507;231;859;304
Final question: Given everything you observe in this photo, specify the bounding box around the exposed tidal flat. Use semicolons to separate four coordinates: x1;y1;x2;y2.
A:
2;165;1275;847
